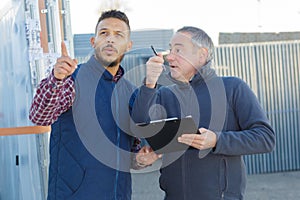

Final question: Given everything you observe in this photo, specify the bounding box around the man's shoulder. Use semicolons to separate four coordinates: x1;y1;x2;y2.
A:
220;76;246;88
221;76;243;83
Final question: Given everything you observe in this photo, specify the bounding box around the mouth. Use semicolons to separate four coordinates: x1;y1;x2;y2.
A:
103;46;117;54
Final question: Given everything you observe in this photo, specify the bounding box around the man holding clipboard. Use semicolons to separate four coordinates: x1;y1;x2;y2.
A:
131;26;275;199
135;115;200;154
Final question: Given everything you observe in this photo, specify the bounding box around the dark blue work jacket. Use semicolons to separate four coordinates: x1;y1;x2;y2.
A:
48;56;137;200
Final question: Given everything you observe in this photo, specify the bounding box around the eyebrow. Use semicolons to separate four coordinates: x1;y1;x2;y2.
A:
169;43;184;48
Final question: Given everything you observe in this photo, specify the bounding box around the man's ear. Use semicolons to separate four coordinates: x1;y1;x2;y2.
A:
126;40;133;52
90;37;95;47
196;47;209;67
199;47;208;58
198;47;209;63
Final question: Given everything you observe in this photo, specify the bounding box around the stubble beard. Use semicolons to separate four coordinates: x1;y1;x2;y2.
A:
94;50;125;68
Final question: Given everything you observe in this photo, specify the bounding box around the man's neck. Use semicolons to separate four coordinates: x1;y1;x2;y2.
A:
94;55;120;76
105;65;119;76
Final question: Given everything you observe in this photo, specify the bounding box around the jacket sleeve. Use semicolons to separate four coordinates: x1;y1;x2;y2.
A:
212;79;275;155
29;70;75;126
131;85;161;123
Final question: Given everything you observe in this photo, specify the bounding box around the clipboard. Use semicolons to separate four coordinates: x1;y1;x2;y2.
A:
135;116;199;154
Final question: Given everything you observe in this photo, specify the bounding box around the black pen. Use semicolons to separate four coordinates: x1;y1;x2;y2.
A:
151;45;170;57
150;45;166;71
151;45;158;56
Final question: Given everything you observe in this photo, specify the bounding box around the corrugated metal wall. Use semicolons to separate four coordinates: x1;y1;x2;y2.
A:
214;41;300;174
0;0;73;199
0;1;47;199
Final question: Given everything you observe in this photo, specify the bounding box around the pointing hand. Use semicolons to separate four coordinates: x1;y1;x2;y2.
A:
53;41;78;80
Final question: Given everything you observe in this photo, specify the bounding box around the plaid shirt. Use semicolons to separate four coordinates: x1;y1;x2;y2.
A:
29;68;141;157
29;71;75;126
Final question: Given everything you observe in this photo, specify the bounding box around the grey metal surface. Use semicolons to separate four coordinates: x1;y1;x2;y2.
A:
0;1;46;199
215;41;300;174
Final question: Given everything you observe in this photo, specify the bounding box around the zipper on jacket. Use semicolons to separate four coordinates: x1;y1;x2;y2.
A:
182;154;187;200
113;82;120;200
220;157;228;200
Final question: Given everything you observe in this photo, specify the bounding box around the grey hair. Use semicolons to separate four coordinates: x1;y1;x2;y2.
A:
177;26;214;62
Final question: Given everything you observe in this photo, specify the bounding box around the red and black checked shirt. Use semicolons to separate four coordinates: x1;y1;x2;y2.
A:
29;71;75;126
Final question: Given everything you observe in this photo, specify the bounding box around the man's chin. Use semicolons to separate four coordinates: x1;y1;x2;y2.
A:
170;71;180;79
107;61;118;68
95;54;124;67
95;56;117;67
170;72;186;82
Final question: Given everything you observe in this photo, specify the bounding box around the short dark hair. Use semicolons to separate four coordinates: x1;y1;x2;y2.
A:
95;10;131;33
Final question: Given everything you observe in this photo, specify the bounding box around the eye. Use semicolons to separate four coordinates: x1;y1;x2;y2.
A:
98;30;108;36
169;46;183;55
116;32;125;38
172;48;182;55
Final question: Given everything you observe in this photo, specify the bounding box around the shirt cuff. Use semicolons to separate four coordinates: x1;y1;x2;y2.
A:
48;70;68;91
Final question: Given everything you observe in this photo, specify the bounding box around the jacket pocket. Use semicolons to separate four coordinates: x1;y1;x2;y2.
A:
219;157;228;193
65;169;87;200
66;168;117;200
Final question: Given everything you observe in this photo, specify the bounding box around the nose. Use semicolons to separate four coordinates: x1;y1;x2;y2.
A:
166;52;175;62
106;33;115;43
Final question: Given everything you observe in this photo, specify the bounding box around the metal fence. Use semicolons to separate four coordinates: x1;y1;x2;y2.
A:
77;41;300;175
214;41;300;174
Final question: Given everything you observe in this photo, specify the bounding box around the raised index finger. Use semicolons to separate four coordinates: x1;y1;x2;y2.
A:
61;41;69;57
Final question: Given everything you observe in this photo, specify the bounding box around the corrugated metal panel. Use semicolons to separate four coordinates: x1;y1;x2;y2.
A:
0;1;47;200
215;41;300;174
1;0;74;199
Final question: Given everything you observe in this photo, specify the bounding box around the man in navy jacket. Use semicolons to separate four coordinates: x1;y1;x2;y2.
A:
132;26;275;200
29;10;141;200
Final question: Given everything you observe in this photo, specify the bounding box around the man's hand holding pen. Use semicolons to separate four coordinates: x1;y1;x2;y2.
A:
145;46;166;88
145;55;164;88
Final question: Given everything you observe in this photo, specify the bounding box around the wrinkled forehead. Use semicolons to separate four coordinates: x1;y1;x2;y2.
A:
169;32;193;46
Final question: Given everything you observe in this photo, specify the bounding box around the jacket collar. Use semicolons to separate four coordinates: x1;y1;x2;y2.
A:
193;60;217;84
